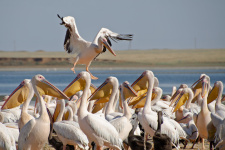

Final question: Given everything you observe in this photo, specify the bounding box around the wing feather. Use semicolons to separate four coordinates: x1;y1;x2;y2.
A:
86;113;122;148
18;119;36;149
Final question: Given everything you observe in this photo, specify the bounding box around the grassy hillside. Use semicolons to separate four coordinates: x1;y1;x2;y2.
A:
0;49;225;68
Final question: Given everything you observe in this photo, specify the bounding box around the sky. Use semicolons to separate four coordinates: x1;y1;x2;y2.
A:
1;1;225;52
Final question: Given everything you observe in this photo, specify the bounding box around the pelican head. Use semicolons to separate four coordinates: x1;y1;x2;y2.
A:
132;70;154;92
99;36;116;56
63;71;91;98
1;79;31;109
121;81;137;100
57;14;75;28
89;76;119;102
33;74;69;100
191;74;210;99
171;88;190;112
169;88;183;107
207;81;223;104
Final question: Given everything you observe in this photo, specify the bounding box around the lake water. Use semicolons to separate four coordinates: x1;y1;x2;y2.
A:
0;68;224;96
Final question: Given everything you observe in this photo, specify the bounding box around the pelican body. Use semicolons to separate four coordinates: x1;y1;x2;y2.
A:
57;14;133;80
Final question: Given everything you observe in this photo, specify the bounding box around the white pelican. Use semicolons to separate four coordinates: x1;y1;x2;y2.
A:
210;113;225;149
64;71;123;150
52;99;89;150
18;74;69;150
178;112;199;149
191;75;212;149
207;81;225;118
171;88;201;122
90;76;123;121
16;79;35;130
0;122;16;150
57;14;133;80
131;70;184;147
109;81;137;141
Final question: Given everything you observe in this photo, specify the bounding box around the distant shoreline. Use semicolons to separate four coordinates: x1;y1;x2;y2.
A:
0;66;225;71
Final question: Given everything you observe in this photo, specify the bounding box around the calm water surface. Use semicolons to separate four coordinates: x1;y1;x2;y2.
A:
0;68;224;96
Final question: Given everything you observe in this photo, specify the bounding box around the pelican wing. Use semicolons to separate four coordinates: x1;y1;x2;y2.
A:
64;29;72;53
86;113;122;148
63;27;89;55
18;119;36;149
53;122;89;148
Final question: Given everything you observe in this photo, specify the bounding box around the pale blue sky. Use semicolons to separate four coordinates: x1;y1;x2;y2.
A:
1;1;225;51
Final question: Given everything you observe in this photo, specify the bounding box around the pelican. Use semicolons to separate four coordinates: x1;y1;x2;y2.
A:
15;79;35;130
207;81;225;118
109;81;137;141
191;75;212;149
18;74;69;150
90;76;123;121
57;14;133;80
171;87;201;122
210;113;225;149
64;71;123;150
52;99;89;150
132;70;184;147
178;112;199;149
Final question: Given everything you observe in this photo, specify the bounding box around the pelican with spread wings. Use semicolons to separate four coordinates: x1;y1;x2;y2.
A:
57;14;133;80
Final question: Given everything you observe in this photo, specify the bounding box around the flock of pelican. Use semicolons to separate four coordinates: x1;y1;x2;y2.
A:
0;15;224;150
0;70;224;150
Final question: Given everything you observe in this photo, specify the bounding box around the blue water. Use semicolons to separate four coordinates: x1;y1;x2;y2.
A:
0;68;224;96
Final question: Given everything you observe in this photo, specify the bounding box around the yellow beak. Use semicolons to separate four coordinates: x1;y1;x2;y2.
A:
35;78;69;100
89;80;113;100
173;92;189;112
63;75;86;98
207;85;219;104
1;81;29;109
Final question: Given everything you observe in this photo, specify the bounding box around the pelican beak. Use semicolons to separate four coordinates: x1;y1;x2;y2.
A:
120;82;138;108
128;90;147;106
1;80;29;110
57;14;65;25
131;89;156;109
173;91;188;113
63;74;86;98
131;73;148;92
36;77;69;100
207;84;218;104
191;76;205;90
191;76;206;102
132;97;146;109
94;97;109;104
102;39;116;56
89;79;112;101
169;89;183;107
123;82;138;100
92;103;105;113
